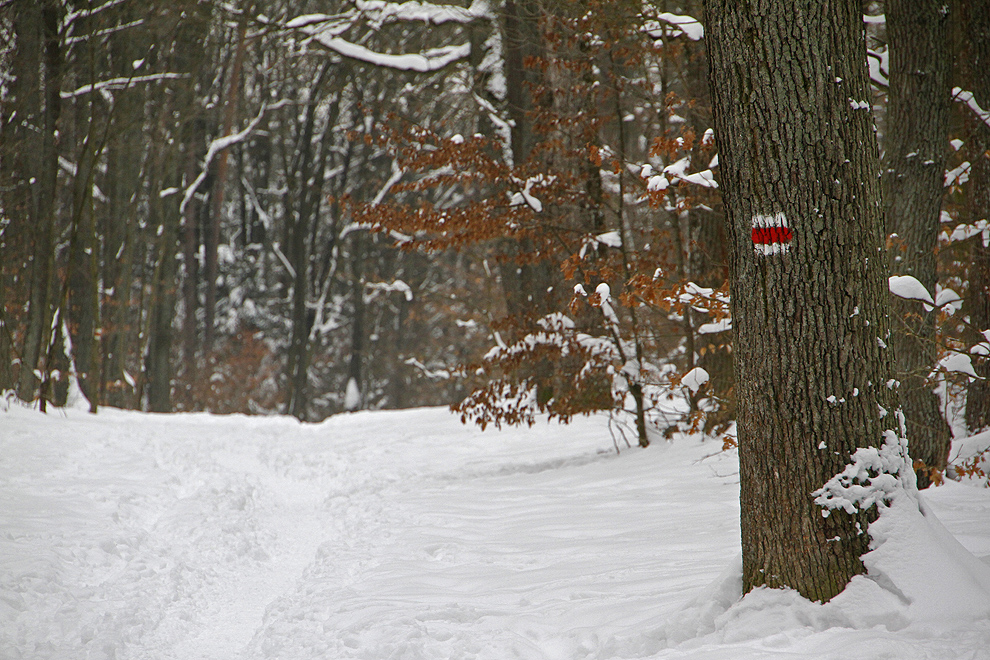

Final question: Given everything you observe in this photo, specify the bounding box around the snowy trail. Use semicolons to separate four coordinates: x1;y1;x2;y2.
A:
2;404;990;660
0;410;332;659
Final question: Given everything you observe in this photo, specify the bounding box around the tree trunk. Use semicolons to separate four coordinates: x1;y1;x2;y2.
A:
16;0;61;403
66;115;103;413
883;0;952;486
146;159;181;413
345;234;366;412
956;0;990;432
503;0;542;166
706;0;899;602
0;275;12;392
180;131;204;380
204;14;249;356
101;122;140;408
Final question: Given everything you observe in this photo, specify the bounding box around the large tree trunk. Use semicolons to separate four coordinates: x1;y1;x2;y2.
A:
706;0;899;602
883;0;952;486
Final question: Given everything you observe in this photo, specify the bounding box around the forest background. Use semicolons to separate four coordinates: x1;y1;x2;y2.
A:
1;0;987;457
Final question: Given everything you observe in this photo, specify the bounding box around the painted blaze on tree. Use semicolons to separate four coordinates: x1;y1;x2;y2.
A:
704;1;902;601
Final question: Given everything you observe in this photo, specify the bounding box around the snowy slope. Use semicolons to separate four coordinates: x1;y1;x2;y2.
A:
1;403;989;660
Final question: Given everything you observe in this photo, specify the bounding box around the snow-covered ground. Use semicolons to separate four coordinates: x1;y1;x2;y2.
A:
2;402;989;660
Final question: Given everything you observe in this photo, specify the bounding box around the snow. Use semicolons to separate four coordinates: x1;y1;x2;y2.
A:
813;428;912;517
595;231;622;248
681;367;709;394
945;161;972;187
60;73;187;100
655;13;705;41
935;352;980;380
353;0;491;26
595;283;620;328
646;174;670;191
953;87;990;129
2;403;990;660
945;219;990;247
888;275;935;306
509;176;547;213
343;377;362;411
295;16;472;73
867;49;889;88
696;318;731;335
660;157;718;188
973;330;990;358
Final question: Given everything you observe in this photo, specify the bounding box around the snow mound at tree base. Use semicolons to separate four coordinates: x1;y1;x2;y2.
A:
637;490;990;659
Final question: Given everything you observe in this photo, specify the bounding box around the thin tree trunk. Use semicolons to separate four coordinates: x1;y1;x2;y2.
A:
67;113;103;413
147;155;181;413
346;234;366;411
204;13;250;355
706;0;899;602
181;138;202;374
284;63;332;419
16;1;61;403
0;276;12;391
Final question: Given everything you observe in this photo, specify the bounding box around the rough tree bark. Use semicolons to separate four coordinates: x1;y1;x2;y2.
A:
15;0;62;403
956;0;990;432
705;0;899;601
883;0;952;486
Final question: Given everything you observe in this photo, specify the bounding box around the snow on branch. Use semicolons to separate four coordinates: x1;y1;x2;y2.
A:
952;87;990;129
285;4;479;73
866;49;889;88
63;0;130;27
61;73;188;100
888;275;935;307
310;36;470;72
813;425;914;518
65;19;146;46
933;352;982;381
643;13;704;41
354;0;491;26
641;158;718;190
366;279;413;302
180;102;288;216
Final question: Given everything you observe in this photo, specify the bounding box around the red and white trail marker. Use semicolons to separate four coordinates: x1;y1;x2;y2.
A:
751;212;792;255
